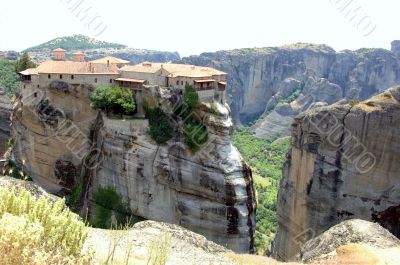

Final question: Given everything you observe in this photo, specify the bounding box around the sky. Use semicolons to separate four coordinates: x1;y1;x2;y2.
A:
0;0;398;57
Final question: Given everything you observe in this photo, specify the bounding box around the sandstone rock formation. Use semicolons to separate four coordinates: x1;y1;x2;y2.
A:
0;175;58;201
180;43;400;138
86;220;233;265
0;88;12;158
11;82;256;253
300;219;400;263
271;86;400;260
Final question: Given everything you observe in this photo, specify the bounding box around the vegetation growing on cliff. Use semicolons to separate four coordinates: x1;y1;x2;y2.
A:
232;127;290;254
25;34;126;52
143;99;174;144
0;60;19;96
14;52;36;73
91;186;143;229
0;187;91;264
90;86;136;115
180;85;208;151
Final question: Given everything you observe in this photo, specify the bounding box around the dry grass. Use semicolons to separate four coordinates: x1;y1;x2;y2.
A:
146;232;172;265
0;187;92;264
226;253;302;265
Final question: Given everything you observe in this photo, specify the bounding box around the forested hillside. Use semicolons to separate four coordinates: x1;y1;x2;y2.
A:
233;127;290;254
0;60;19;96
25;34;126;52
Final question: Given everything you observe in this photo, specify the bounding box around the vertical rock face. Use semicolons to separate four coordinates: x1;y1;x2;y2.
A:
92;93;256;252
272;86;400;261
0;88;12;158
12;83;97;193
180;44;400;138
11;84;256;253
391;40;400;58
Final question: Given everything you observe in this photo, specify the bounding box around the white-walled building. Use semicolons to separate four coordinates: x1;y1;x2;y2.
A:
19;49;227;108
119;62;227;102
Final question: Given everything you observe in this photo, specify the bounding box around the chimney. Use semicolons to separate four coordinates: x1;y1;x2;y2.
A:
53;48;66;61
73;52;85;62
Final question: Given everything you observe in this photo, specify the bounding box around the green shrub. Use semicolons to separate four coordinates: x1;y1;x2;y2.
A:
0;60;19;97
0;187;89;260
184;122;208;152
90;86;136;115
349;99;360;107
15;52;36;73
279;88;302;104
7;159;32;181
66;181;83;206
184;85;199;109
383;92;392;98
180;85;209;151
143;101;173;144
91;186;143;229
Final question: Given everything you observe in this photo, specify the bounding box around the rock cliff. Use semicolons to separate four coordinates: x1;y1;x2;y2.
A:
271;86;400;260
300;219;400;263
11;82;256;253
0;88;12;158
180;43;400;138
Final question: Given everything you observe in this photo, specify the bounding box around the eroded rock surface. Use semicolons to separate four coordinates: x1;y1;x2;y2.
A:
271;86;400;260
300;219;400;263
11;83;256;253
180;43;400;138
92;96;256;252
0;88;12;158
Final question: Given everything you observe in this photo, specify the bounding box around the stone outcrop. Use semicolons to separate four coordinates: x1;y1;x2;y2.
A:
271;86;400;260
0;175;58;201
0;88;12;158
180;43;400;138
300;219;400;263
391;40;400;58
87;220;234;265
11;82;256;253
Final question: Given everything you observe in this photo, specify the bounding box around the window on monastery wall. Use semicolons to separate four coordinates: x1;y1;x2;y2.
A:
71;75;74;80
181;81;183;85
95;78;98;83
37;85;39;88
48;74;51;79
109;79;113;83
60;75;63;79
176;80;179;85
34;92;37;97
185;81;188;86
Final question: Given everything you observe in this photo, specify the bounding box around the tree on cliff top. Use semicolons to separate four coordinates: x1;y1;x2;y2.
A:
184;85;199;109
15;52;36;73
90;86;136;115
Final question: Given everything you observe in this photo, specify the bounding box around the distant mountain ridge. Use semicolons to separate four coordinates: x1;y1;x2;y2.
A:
180;41;400;138
25;34;127;52
22;34;180;64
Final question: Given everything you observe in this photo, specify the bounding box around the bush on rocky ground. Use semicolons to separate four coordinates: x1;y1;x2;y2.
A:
0;187;91;264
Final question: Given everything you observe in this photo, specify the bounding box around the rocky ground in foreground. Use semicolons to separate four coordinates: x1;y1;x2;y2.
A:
1;176;399;265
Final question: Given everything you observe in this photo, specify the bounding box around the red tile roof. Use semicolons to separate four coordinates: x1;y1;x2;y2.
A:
121;62;226;78
90;56;130;64
35;60;119;75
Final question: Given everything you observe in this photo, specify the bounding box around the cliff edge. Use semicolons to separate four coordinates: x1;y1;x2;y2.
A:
271;86;400;260
11;82;256;253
